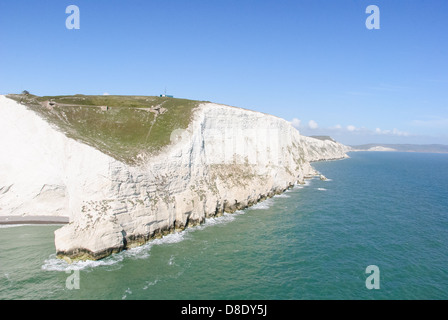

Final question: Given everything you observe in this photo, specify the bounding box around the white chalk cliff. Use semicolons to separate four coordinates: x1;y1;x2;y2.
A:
0;95;349;261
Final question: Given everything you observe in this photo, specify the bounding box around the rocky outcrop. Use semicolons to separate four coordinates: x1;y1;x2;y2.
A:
0;96;349;261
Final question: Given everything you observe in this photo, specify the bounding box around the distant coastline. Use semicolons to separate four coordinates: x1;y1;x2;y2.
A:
349;143;448;154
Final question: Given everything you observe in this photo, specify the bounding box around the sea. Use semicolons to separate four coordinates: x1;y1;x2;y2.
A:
1;151;447;300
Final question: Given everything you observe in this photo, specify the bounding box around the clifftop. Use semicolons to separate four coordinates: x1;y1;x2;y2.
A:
7;93;204;165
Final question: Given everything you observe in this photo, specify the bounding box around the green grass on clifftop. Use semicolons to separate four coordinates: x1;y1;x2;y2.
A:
7;94;203;165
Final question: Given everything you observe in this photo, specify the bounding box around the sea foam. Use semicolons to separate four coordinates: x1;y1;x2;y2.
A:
248;198;274;210
0;224;27;229
274;194;290;198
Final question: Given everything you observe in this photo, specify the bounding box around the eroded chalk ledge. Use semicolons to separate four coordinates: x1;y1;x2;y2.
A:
56;183;297;263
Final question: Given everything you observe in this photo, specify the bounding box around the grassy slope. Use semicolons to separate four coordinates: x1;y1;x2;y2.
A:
7;94;203;165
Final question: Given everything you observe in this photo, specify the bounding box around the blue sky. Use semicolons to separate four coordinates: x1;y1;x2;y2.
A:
0;0;447;145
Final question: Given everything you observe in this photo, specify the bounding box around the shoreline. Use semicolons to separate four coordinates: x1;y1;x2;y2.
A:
57;161;345;263
0;216;69;225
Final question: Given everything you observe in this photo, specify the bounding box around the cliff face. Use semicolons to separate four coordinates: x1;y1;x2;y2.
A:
0;96;349;261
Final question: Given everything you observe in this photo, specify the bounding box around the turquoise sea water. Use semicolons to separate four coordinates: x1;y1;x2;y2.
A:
1;152;447;300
